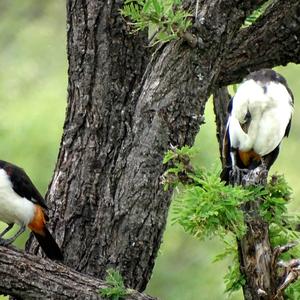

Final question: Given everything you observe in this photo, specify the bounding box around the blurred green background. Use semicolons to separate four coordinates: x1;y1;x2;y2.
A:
0;2;299;300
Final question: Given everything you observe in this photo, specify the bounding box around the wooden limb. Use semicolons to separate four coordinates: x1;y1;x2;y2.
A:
238;203;276;299
218;0;300;86
234;169;276;300
212;87;231;166
0;246;156;300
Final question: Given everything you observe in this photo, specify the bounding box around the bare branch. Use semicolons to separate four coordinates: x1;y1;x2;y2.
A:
212;87;231;165
0;246;156;300
218;0;300;86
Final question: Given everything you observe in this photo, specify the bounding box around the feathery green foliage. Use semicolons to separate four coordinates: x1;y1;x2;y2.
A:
121;0;191;45
172;170;250;239
243;1;273;28
214;239;245;294
99;269;130;300
163;145;300;297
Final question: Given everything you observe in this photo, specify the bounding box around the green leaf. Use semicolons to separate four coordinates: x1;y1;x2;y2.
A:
120;0;192;45
164;145;299;298
143;0;151;12
99;269;129;300
151;0;162;14
242;1;273;28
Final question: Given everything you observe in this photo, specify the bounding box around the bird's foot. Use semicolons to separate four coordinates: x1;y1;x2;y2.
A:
242;165;268;186
229;166;248;185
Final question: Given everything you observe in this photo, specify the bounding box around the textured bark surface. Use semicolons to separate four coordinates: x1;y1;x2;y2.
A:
238;200;276;300
218;0;300;86
0;246;155;300
0;0;291;299
26;0;268;292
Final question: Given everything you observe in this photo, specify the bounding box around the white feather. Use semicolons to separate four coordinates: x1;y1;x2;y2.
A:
228;79;293;156
0;169;35;226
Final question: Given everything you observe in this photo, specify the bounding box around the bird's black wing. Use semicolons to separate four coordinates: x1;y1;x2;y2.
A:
285;118;292;138
0;160;48;209
261;146;280;170
284;82;294;138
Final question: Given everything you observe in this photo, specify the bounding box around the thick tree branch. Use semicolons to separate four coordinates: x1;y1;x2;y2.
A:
218;0;300;86
0;246;155;300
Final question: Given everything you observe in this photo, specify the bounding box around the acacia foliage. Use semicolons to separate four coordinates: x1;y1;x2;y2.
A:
163;145;300;297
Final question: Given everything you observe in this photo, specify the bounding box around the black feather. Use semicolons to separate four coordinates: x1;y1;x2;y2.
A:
33;227;63;261
0;160;47;209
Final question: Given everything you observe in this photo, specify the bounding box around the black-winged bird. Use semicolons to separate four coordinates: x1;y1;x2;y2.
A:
0;160;63;260
221;69;294;184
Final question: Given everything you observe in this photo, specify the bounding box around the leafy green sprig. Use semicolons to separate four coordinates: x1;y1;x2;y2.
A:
121;0;192;45
243;1;273;28
99;269;130;300
163;145;300;297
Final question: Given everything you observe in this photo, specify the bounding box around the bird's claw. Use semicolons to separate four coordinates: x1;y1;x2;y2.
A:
229;166;248;185
242;165;268;186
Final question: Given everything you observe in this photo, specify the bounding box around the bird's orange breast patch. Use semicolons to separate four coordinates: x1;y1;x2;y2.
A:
28;205;46;236
238;150;261;167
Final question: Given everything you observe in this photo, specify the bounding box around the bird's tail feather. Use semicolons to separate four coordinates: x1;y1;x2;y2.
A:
33;226;63;261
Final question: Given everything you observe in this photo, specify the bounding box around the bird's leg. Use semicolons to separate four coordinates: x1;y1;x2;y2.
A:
241;157;269;186
249;159;268;186
257;159;268;177
0;224;26;246
0;223;14;238
229;150;248;185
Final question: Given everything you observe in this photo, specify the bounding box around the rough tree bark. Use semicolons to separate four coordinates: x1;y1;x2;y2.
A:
0;0;297;299
27;0;269;291
0;246;155;300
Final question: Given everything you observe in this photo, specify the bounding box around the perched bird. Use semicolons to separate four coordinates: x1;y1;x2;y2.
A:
221;69;294;183
0;160;63;260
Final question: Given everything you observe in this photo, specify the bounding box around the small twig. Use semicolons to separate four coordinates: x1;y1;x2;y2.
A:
276;268;300;297
195;0;199;20
272;242;298;270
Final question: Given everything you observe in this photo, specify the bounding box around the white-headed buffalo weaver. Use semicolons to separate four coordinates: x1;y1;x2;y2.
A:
0;160;63;260
221;69;293;183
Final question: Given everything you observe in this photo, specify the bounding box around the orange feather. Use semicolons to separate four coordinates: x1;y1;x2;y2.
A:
238;150;261;167
28;205;46;236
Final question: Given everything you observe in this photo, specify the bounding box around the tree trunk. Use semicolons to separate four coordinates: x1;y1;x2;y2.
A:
20;0;300;298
